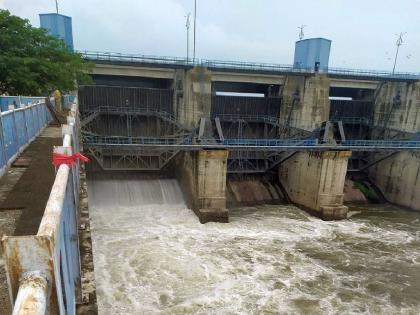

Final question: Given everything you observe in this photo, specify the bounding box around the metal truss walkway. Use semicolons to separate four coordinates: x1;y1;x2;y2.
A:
81;106;185;129
211;114;312;138
83;135;420;152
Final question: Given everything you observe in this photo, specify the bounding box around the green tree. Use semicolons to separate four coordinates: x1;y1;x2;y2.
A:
0;9;92;95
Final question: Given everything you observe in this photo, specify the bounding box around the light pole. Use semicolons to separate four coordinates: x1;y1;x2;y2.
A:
185;13;191;61
392;32;406;74
298;25;306;40
193;0;197;60
55;0;59;14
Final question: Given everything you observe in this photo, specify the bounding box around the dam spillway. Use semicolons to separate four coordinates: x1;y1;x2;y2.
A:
87;173;420;314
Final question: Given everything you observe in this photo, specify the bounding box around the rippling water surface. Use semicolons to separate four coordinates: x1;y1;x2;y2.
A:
87;177;420;315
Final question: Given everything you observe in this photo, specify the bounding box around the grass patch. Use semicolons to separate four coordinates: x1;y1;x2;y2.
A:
353;181;380;203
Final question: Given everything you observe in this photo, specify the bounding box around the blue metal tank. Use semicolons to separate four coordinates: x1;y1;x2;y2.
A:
293;38;331;71
39;13;74;50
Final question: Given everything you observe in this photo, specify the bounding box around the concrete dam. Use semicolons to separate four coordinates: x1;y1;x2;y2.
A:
76;55;420;312
1;54;420;314
80;53;420;222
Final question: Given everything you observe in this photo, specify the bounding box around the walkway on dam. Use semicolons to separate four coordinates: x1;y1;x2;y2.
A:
0;126;61;315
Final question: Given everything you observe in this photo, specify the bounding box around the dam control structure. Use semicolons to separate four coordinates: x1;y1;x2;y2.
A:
78;50;420;223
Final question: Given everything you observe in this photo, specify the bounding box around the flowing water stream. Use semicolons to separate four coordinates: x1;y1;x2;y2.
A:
87;175;420;315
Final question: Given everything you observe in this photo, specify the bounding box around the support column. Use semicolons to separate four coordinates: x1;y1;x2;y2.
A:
369;152;420;210
176;150;229;223
369;81;420;210
281;74;330;131
176;67;212;130
278;151;351;220
373;81;419;133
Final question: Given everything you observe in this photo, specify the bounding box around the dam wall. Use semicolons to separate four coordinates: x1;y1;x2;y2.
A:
175;150;229;223
369;82;420;209
80;62;420;220
369;152;420;210
226;175;286;207
280;74;330;130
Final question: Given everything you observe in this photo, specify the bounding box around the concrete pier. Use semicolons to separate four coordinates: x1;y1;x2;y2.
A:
176;150;229;223
278;151;351;220
369;152;420;210
280;74;330;130
176;67;212;129
369;81;420;209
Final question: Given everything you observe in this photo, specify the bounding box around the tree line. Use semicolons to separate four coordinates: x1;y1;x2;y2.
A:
0;9;92;96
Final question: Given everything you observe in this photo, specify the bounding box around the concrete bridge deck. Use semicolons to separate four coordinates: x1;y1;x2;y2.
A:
79;50;420;82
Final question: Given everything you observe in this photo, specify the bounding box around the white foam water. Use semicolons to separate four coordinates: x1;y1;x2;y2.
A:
87;177;420;315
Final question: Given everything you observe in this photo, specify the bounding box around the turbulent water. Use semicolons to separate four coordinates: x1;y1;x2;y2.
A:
87;176;420;315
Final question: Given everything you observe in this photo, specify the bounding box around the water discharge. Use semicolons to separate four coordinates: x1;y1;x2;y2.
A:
87;175;420;314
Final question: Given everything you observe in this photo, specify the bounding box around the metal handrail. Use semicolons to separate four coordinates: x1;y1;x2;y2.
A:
77;50;197;66
83;135;420;150
81;106;187;129
2;100;81;315
211;113;312;132
329;117;373;124
77;50;420;80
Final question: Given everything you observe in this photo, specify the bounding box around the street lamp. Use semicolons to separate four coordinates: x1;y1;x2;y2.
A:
392;32;407;74
298;25;306;40
193;0;197;60
185;13;191;61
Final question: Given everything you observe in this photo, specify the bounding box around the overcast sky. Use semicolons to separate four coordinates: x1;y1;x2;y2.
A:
1;0;419;72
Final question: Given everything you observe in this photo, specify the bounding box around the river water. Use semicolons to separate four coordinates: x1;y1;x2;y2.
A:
87;176;420;315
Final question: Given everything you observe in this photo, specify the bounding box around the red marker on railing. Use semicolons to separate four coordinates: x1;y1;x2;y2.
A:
52;152;89;167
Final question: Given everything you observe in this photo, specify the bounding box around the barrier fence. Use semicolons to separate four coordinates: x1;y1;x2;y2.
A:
2;101;81;314
0;95;76;112
0;101;52;177
77;50;420;81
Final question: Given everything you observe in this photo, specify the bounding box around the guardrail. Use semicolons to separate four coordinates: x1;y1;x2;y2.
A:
77;50;197;67
0;96;46;112
0;95;76;112
0;101;52;177
342;139;420;148
83;135;420;151
2;101;81;314
78;50;420;81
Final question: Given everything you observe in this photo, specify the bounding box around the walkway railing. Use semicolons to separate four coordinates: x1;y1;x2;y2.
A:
78;50;420;81
0;96;46;111
2;101;81;315
0;101;51;177
78;50;197;67
83;135;420;151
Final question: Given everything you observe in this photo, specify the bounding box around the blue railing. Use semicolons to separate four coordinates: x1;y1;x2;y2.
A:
343;140;420;148
2;99;81;315
78;50;420;81
0;96;46;111
0;95;76;111
83;134;193;145
221;139;317;146
77;50;197;67
0;102;52;176
83;134;420;151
